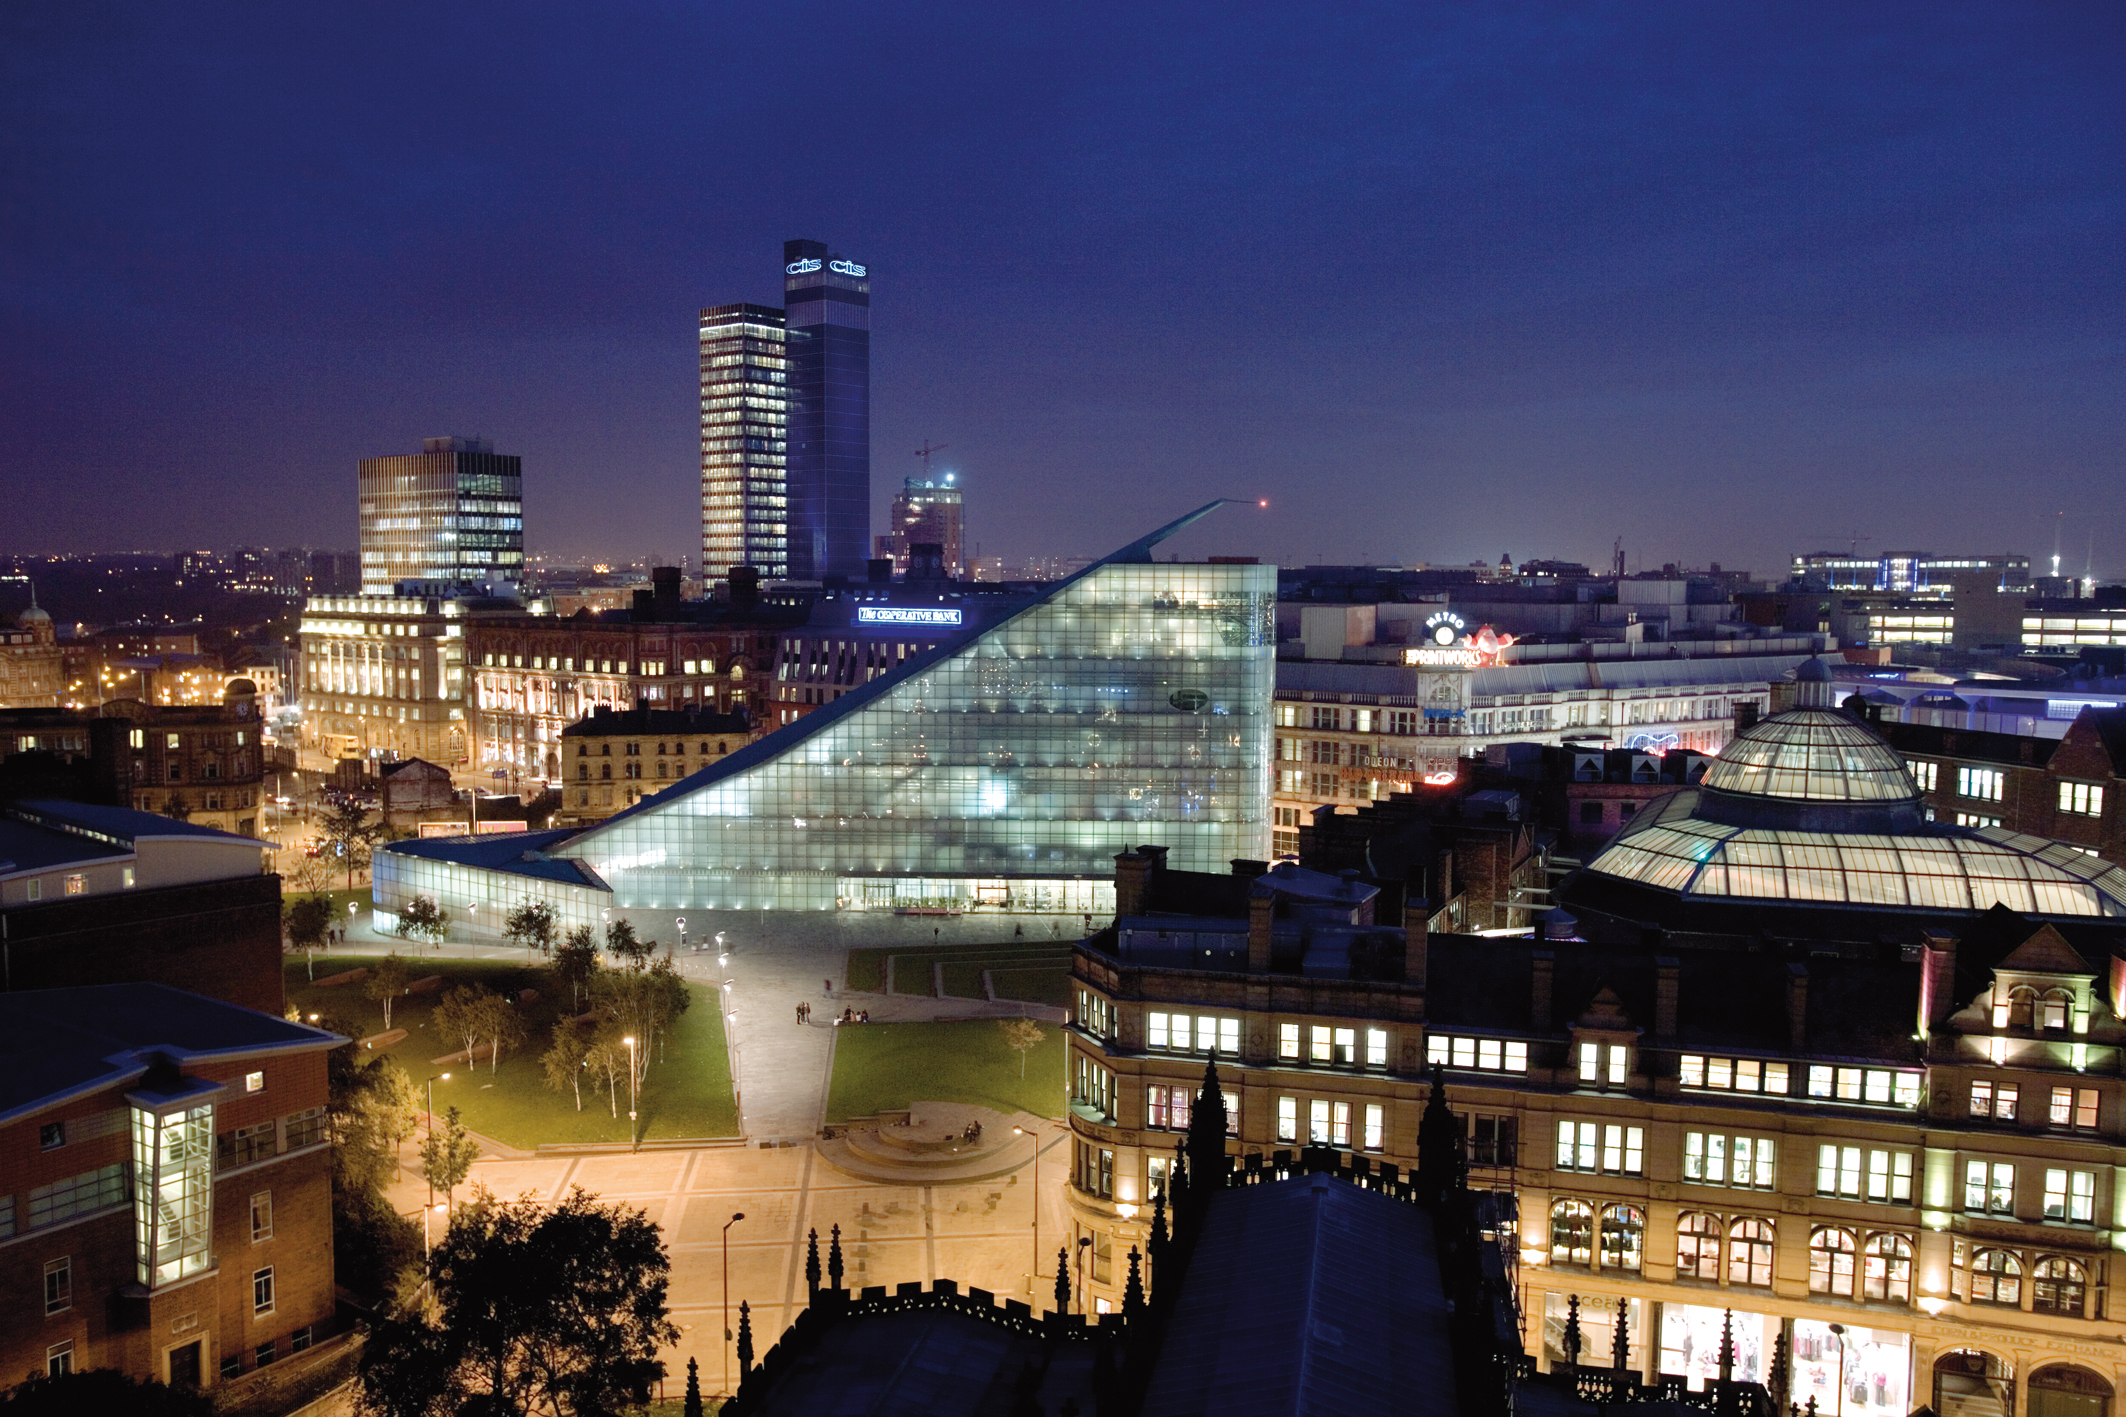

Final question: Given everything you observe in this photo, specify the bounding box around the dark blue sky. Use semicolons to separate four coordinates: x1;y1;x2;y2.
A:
4;2;2121;576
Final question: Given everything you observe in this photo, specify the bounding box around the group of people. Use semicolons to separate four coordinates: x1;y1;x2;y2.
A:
796;1002;870;1025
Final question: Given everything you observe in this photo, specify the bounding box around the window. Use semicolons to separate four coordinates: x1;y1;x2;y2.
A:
1957;766;2004;801
1679;1055;1791;1094
218;1121;276;1168
27;878;40;901
28;1162;129;1229
2034;1257;2088;1316
1577;1041;1628;1086
1075;990;1112;1040
40;1121;64;1150
1728;1219;1775;1286
1908;760;1938;792
1599;1205;1644;1271
1466;1114;1517;1168
1073;1056;1113;1118
245;1071;265;1094
1309;1098;1351;1146
1955;811;2001;828
2051;1087;2100;1130
1863;1233;1913;1302
1425;1035;1529;1073
1683;1132;1777;1189
1147;1084;1190;1132
1550;1199;1593;1266
1969;1080;2017;1120
2059;782;2104;817
250;1191;272;1242
1147;1013;1238;1055
1366;1029;1389;1068
2044;1168;2096;1223
1969;1249;2021;1306
291;1326;314;1354
1363;1103;1384;1152
63;873;85;896
44;1257;71;1314
1809;1227;1857;1296
284;1108;326;1150
1277;1096;1297;1142
1964;1160;2015;1214
1073;1142;1113;1199
1278;1023;1299;1060
1557;1121;1642;1175
253;1266;275;1315
1147;1156;1171;1200
1816;1145;1913;1203
1805;1065;1920;1109
1676;1212;1721;1280
256;1341;276;1367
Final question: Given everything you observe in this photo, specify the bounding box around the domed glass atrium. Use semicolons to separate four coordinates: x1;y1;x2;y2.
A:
1579;663;2126;919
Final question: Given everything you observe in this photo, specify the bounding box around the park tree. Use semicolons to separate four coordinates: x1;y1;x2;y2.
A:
419;1105;480;1208
365;953;412;1030
552;927;599;1011
284;894;335;979
1000;1016;1048;1078
287;850;338;896
585;1025;631;1117
394;895;449;948
432;983;519;1071
503;900;556;960
315;1014;423;1300
318;797;383;889
604;918;654;968
593;958;690;1084
357;1187;677;1417
541;1015;597;1111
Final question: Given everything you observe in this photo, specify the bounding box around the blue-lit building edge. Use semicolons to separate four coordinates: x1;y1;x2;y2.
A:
375;504;1275;920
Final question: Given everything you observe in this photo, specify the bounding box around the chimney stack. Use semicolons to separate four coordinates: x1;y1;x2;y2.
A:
1248;883;1275;973
652;566;682;617
1786;964;1810;1051
1403;897;1429;989
1921;932;1958;1030
1655;958;1680;1038
728;565;761;610
1113;851;1149;919
1531;950;1554;1031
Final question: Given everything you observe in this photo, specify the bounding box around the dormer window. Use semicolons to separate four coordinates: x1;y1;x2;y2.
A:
2041;994;2069;1030
1579;1042;1629;1087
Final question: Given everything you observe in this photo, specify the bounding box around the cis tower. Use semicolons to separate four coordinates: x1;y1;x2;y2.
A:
698;239;871;584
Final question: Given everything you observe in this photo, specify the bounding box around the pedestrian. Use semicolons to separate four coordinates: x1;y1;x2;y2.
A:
1014;922;1023;938
796;1003;804;1025
824;978;833;995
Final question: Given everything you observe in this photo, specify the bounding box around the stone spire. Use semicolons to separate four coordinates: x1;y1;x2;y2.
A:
827;1223;845;1291
1184;1057;1230;1191
805;1226;821;1296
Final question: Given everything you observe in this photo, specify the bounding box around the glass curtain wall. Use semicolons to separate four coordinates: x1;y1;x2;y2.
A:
557;560;1276;910
131;1103;214;1287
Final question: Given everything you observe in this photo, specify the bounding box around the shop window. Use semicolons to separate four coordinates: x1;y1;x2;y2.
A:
1934;1350;2014;1417
1549;1199;1593;1267
1809;1227;1857;1297
2033;1259;2088;1317
1727;1219;1775;1287
1863;1233;1913;1303
1968;1248;2021;1306
2029;1367;2112;1417
1599;1204;1644;1271
1675;1211;1720;1280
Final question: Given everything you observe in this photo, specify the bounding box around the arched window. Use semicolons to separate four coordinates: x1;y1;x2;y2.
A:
2030;1366;2111;1417
1810;1226;1858;1296
1676;1212;1721;1281
2039;990;2073;1031
1600;1204;1645;1272
2007;986;2036;1029
1550;1199;1593;1267
1970;1249;2022;1307
1864;1233;1913;1302
1936;1351;2015;1417
1729;1218;1775;1287
2034;1257;2088;1317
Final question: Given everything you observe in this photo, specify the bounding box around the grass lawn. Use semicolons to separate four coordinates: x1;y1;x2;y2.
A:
286;953;737;1147
847;941;1071;1004
824;1017;1066;1124
987;967;1071;1008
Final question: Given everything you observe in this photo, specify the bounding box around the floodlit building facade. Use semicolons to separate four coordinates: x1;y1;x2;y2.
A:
698;304;789;580
357;436;524;594
374;505;1276;928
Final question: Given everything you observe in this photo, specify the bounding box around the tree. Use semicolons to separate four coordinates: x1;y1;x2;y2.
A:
552;927;599;1011
284;894;335;980
541;1015;597;1111
0;1368;214;1416
319;1025;423;1303
432;983;505;1069
366;952;412;1030
358;1187;678;1417
604;918;654;968
394;895;449;948
1000;1016;1047;1078
585;1025;631;1117
419;1105;480;1207
287;851;338;896
503;900;556;960
318;797;382;889
593;958;689;1086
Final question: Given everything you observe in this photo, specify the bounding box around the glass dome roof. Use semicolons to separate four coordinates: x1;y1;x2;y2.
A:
1586;790;2126;917
1700;708;1918;804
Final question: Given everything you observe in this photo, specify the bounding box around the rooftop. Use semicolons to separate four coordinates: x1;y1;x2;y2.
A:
561;704;752;737
0;799;266;877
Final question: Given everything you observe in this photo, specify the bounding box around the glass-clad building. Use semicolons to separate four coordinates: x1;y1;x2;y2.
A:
783;238;870;581
376;504;1275;922
357;436;523;593
698;303;788;578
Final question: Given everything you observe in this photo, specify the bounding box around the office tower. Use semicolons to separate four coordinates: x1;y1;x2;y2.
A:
698;304;789;580
878;474;964;577
357;436;523;593
782;239;871;580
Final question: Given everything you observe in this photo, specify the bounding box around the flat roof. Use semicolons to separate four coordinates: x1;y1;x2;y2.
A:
0;984;343;1123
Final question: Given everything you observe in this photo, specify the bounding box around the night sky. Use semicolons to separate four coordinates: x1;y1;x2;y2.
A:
4;3;2121;577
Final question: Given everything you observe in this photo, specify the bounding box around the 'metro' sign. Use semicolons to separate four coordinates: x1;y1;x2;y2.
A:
856;606;964;627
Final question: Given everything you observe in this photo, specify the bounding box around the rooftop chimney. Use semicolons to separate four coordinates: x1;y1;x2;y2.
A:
1248;882;1275;973
1113;851;1149;919
1654;957;1680;1037
1921;931;1958;1030
867;558;894;585
1531;950;1554;1031
1403;897;1429;990
652;566;682;617
728;566;761;610
1786;964;1809;1051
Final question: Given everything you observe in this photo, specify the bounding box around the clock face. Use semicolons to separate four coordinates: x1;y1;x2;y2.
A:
1432;623;1457;645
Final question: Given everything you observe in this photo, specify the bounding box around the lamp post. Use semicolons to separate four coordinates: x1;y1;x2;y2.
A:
722;1212;746;1395
623;1036;638;1150
1015;1125;1041;1294
1076;1236;1092;1316
423;1072;451;1214
1828;1322;1847;1417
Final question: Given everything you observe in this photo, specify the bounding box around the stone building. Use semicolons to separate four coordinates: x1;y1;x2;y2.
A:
555;703;752;825
0;603;63;709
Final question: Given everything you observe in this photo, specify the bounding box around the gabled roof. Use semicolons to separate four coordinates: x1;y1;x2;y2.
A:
1995;922;2095;977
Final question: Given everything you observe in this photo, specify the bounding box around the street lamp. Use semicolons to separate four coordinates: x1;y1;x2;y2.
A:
722;1212;746;1395
1076;1236;1092;1316
423;1073;452;1215
623;1036;638;1150
423;1200;447;1259
1828;1322;1847;1417
1014;1125;1042;1293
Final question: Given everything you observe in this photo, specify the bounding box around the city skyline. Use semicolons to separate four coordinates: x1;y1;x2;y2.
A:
4;6;2121;572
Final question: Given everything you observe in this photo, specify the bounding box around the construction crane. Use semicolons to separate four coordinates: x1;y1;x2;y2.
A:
914;440;950;479
1810;532;1875;557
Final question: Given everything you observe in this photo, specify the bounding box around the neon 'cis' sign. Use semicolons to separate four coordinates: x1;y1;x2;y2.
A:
786;258;869;278
856;606;961;626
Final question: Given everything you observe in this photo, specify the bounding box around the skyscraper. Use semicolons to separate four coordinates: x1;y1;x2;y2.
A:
782;239;871;580
698;304;789;579
877;474;964;576
357;436;523;593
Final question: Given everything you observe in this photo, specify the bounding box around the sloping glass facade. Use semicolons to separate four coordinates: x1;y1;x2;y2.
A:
553;555;1275;910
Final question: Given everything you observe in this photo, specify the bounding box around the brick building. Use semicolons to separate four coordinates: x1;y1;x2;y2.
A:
1882;705;2126;862
0;800;281;1014
556;703;752;825
0;985;339;1390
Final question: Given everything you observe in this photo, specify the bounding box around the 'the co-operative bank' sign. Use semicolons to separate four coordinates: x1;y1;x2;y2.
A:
856;606;962;627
